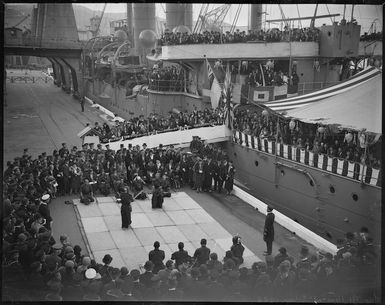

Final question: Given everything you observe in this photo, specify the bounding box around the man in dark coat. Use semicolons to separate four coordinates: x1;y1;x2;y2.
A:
148;241;165;274
193;238;210;267
120;187;133;229
263;206;275;255
80;179;94;205
171;242;191;268
151;184;163;209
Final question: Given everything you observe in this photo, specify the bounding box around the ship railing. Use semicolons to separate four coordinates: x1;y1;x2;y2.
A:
297;81;340;95
98;123;223;144
233;130;381;188
147;79;187;92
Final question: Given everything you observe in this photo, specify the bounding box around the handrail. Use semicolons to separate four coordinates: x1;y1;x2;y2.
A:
233;130;381;188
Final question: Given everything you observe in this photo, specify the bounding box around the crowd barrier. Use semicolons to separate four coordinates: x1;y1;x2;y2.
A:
233;130;381;187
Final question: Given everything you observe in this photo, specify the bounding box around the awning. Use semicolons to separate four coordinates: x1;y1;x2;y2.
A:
284;72;382;134
263;66;381;112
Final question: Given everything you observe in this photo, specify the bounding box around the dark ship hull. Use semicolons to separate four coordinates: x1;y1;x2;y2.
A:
224;135;381;244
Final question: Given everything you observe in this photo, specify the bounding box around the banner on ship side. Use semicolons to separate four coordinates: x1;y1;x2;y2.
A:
252;86;274;102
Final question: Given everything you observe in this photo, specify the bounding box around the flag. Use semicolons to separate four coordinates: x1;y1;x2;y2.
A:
205;58;223;109
223;62;234;129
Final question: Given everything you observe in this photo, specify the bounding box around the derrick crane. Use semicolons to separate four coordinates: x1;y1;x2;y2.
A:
193;4;231;33
90;3;107;37
12;14;30;28
229;4;242;34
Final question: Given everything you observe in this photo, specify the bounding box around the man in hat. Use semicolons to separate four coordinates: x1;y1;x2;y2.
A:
263;206;275;256
38;194;53;230
59;143;69;158
274;247;289;268
120;187;133;229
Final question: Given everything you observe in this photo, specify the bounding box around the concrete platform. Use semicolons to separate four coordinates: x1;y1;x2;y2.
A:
77;192;262;270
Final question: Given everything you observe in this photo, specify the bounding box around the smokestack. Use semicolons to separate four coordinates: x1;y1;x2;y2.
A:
249;4;263;31
132;3;156;51
166;3;193;31
127;3;133;44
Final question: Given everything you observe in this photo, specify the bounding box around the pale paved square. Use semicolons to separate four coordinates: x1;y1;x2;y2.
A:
77;203;102;218
87;231;116;251
156;226;189;243
185;209;215;223
130;213;153;228
119;246;148;270
110;229;142;248
147;211;174;226
174;196;202;209
98;202;121;216
96;196;116;203
177;224;209;241
131;201;144;213
133;227;166;246
77;191;261;270
166;210;195;225
103;215;122;231
162;198;184;211
82;217;108;233
199;222;232;239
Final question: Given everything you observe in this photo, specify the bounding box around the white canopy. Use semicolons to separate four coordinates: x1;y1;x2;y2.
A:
285;73;382;134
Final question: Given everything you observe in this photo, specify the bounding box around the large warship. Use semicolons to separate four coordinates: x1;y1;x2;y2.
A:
81;4;382;245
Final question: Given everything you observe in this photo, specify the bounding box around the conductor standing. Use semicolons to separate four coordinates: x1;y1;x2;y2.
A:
263;206;275;256
120;187;133;229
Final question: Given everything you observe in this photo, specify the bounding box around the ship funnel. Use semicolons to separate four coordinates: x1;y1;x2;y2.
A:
133;3;156;52
249;4;263;31
165;3;193;32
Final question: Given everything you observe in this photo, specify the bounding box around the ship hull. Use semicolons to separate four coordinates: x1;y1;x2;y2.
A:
224;141;381;244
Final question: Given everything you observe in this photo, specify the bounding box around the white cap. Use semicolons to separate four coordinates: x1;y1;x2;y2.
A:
41;194;50;201
85;268;97;279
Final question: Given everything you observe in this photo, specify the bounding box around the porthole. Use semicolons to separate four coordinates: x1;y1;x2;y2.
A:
352;193;358;201
255;161;259;167
280;170;285;176
309;180;314;187
329;185;335;193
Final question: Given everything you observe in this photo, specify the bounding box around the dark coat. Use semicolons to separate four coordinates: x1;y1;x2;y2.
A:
263;212;275;242
193;246;210;266
148;249;165;273
171;249;190;267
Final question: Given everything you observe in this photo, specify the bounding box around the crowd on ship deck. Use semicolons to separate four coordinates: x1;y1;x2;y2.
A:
360;31;382;41
93;107;226;143
233;107;382;169
148;65;185;92
3;140;380;301
159;27;321;46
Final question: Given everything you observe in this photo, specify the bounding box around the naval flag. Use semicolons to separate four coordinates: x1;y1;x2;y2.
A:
223;62;234;129
205;58;223;109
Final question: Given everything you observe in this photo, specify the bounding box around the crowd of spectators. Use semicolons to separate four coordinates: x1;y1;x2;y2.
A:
3;137;379;301
93;107;226;143
360;31;382;41
233;106;382;169
159;27;320;46
148;65;185;92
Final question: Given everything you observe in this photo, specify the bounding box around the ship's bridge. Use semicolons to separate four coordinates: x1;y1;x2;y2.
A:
158;41;319;61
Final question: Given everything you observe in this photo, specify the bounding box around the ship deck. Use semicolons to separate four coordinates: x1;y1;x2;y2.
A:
4;69;319;268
